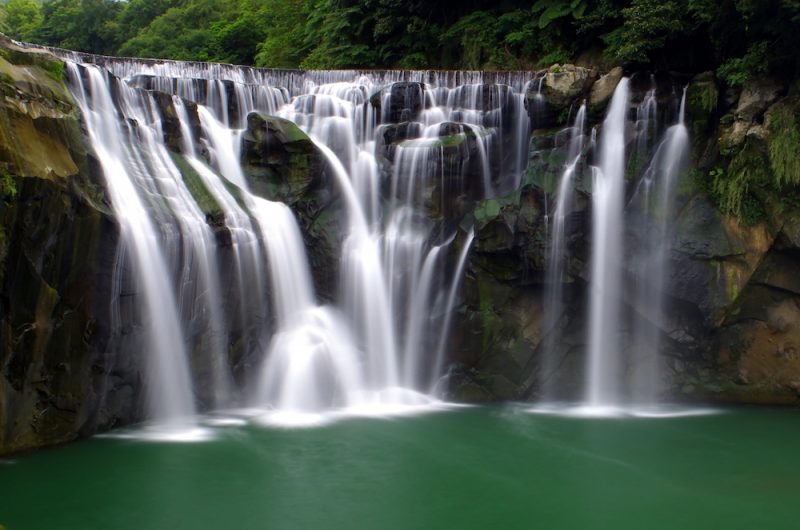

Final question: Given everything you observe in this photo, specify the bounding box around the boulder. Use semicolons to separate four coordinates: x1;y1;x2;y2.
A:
370;82;425;123
525;75;557;129
735;78;784;122
542;64;594;108
240;112;325;205
150;91;203;154
240;111;340;300
589;66;624;109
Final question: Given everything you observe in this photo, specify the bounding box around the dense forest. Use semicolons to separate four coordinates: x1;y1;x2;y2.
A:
0;0;799;85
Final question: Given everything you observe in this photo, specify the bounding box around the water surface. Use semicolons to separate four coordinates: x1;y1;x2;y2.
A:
1;406;798;529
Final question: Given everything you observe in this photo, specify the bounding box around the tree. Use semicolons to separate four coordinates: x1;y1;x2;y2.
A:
34;0;122;55
1;0;43;42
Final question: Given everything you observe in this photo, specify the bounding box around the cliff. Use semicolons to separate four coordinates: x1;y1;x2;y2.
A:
447;65;800;406
0;36;127;453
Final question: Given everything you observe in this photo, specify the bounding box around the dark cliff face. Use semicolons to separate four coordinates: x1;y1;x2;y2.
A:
445;66;800;406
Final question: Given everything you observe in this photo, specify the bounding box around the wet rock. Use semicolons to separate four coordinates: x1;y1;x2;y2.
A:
525;77;556;129
542;64;594;108
240;111;340;300
150;92;203;154
686;72;719;150
370;82;425;123
671;195;735;259
375;121;422;164
719;118;749;150
240;112;326;204
589;66;624;109
1;125;126;456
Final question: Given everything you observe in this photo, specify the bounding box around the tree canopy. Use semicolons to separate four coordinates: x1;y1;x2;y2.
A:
0;0;798;84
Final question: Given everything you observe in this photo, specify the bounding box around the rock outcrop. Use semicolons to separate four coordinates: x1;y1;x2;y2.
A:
0;37;131;455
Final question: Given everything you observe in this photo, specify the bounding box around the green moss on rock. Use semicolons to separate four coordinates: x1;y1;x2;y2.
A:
169;152;224;221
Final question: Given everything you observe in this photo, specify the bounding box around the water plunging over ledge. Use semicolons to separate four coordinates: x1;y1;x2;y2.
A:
8;35;703;431
56;50;528;430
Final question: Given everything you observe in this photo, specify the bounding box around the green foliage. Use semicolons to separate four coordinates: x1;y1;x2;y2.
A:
738;193;767;226
0;0;796;87
1;172;17;198
687;80;718;115
440;11;508;70
117;0;272;64
253;0;312;69
535;49;572;68
44;58;64;81
33;0;123;55
711;139;771;225
765;100;800;187
116;0;176;43
604;0;685;64
532;0;588;29
717;41;769;86
1;0;43;41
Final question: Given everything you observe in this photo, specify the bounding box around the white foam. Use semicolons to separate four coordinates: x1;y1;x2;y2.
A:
525;402;722;419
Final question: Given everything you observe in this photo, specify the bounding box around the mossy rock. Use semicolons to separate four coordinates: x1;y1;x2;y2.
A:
240;112;325;205
169;152;225;223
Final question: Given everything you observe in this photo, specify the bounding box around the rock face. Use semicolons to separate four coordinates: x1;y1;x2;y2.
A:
0;37;132;454
239;111;341;300
241;112;327;205
444;68;800;406
370;82;425;123
589;66;624;109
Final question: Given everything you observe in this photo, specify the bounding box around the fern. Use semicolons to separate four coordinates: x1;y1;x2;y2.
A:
766;101;800;187
531;0;588;29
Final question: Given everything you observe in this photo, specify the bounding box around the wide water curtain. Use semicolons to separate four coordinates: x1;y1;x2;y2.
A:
62;55;529;424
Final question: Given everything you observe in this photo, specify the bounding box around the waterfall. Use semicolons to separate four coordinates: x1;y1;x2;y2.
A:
55;51;530;426
55;40;697;423
540;102;587;399
67;64;206;424
629;88;689;404
577;80;690;412
586;78;630;408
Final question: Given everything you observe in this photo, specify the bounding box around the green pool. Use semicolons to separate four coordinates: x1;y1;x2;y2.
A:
1;405;799;529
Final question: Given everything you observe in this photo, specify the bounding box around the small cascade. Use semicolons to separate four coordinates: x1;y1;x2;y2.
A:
527;76;547;130
67;64;199;424
634;77;658;158
628;88;689;404
540;102;587;398
586;78;630;408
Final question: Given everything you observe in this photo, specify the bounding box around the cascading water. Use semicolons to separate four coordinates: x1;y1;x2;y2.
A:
576;79;690;413
50;35;697;425
55;49;530;426
586;78;630;409
67;64;218;426
540;102;587;398
628;88;689;404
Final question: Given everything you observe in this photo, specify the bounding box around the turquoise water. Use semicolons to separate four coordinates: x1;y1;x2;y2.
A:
1;406;799;529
